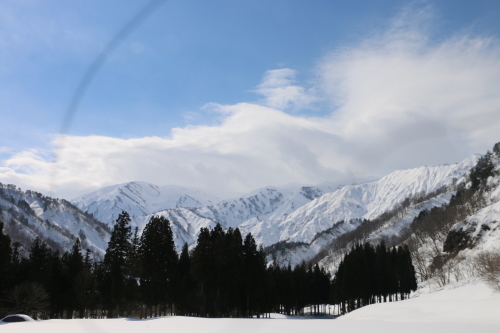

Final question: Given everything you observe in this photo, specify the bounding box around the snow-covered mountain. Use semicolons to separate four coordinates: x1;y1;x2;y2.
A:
72;181;221;224
0;183;110;256
443;156;500;253
3;148;495;271
122;182;346;250
271;155;479;245
268;190;456;268
68;155;478;254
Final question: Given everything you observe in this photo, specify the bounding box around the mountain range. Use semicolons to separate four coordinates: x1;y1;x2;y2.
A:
2;148;499;274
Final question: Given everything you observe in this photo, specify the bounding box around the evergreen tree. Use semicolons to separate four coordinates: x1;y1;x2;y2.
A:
225;228;244;316
493;142;500;156
102;211;133;317
65;239;84;279
330;241;417;314
400;245;417;298
191;227;212;317
46;251;66;318
470;152;495;190
130;227;141;278
63;239;87;318
0;221;12;311
176;242;193;316
28;237;52;285
139;215;178;317
242;233;267;317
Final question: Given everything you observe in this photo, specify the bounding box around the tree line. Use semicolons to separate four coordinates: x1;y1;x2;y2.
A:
331;242;417;314
0;210;417;319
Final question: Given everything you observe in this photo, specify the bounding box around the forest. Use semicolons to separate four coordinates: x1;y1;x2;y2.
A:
0;210;417;319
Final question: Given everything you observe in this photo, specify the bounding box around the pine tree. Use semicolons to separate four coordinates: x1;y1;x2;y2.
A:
102;211;133;317
66;239;84;278
139;215;178;317
242;233;267;317
176;242;193;316
225;228;244;316
401;245;417;298
61;239;84;318
493;142;500;156
28;237;52;285
46;251;66;318
191;227;212;317
470;152;495;190
0;221;12;303
130;227;141;278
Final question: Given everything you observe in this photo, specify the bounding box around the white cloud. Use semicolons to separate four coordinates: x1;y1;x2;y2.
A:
254;68;317;110
318;5;500;174
2;5;500;199
0;104;347;199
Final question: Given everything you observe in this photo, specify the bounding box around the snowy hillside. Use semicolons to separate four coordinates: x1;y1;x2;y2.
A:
339;279;500;327
72;181;221;224
0;183;110;255
268;191;454;267
275;156;478;245
444;160;500;252
264;155;480;268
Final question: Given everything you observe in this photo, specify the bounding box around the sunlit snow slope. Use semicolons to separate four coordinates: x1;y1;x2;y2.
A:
72;181;221;224
270;156;478;244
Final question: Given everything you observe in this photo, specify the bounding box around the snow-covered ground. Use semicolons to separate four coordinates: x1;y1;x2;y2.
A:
342;279;499;324
2;280;499;333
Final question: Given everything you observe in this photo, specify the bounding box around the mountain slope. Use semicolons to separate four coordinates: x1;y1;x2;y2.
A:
72;181;221;224
0;183;110;255
136;182;345;250
70;156;478;253
273;156;478;245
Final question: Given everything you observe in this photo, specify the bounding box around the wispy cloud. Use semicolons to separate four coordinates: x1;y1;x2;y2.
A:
254;68;317;110
317;5;500;173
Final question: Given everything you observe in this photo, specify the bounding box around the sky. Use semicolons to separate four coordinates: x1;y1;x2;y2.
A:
1;0;500;200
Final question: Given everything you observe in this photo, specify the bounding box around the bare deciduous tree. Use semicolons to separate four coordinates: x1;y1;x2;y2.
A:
475;250;500;292
6;282;49;318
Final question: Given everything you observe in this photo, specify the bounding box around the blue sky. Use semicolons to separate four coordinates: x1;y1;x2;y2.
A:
2;0;500;199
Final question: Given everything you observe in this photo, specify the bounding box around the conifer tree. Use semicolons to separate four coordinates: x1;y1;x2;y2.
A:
28;237;52;285
46;251;66;318
0;221;12;306
225;228;244;316
139;215;178;317
62;239;85;317
176;242;193;316
330;241;417;314
102;211;133;317
242;233;267;317
130;227;141;278
191;227;212;316
400;245;417;298
493;142;500;156
470;152;495;190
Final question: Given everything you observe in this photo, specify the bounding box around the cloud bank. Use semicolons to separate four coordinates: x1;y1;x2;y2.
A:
2;6;500;199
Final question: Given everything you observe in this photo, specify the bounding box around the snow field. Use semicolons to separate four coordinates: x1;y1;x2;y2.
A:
2;280;499;333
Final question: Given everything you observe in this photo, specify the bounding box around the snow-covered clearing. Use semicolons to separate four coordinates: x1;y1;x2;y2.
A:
2;281;499;333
